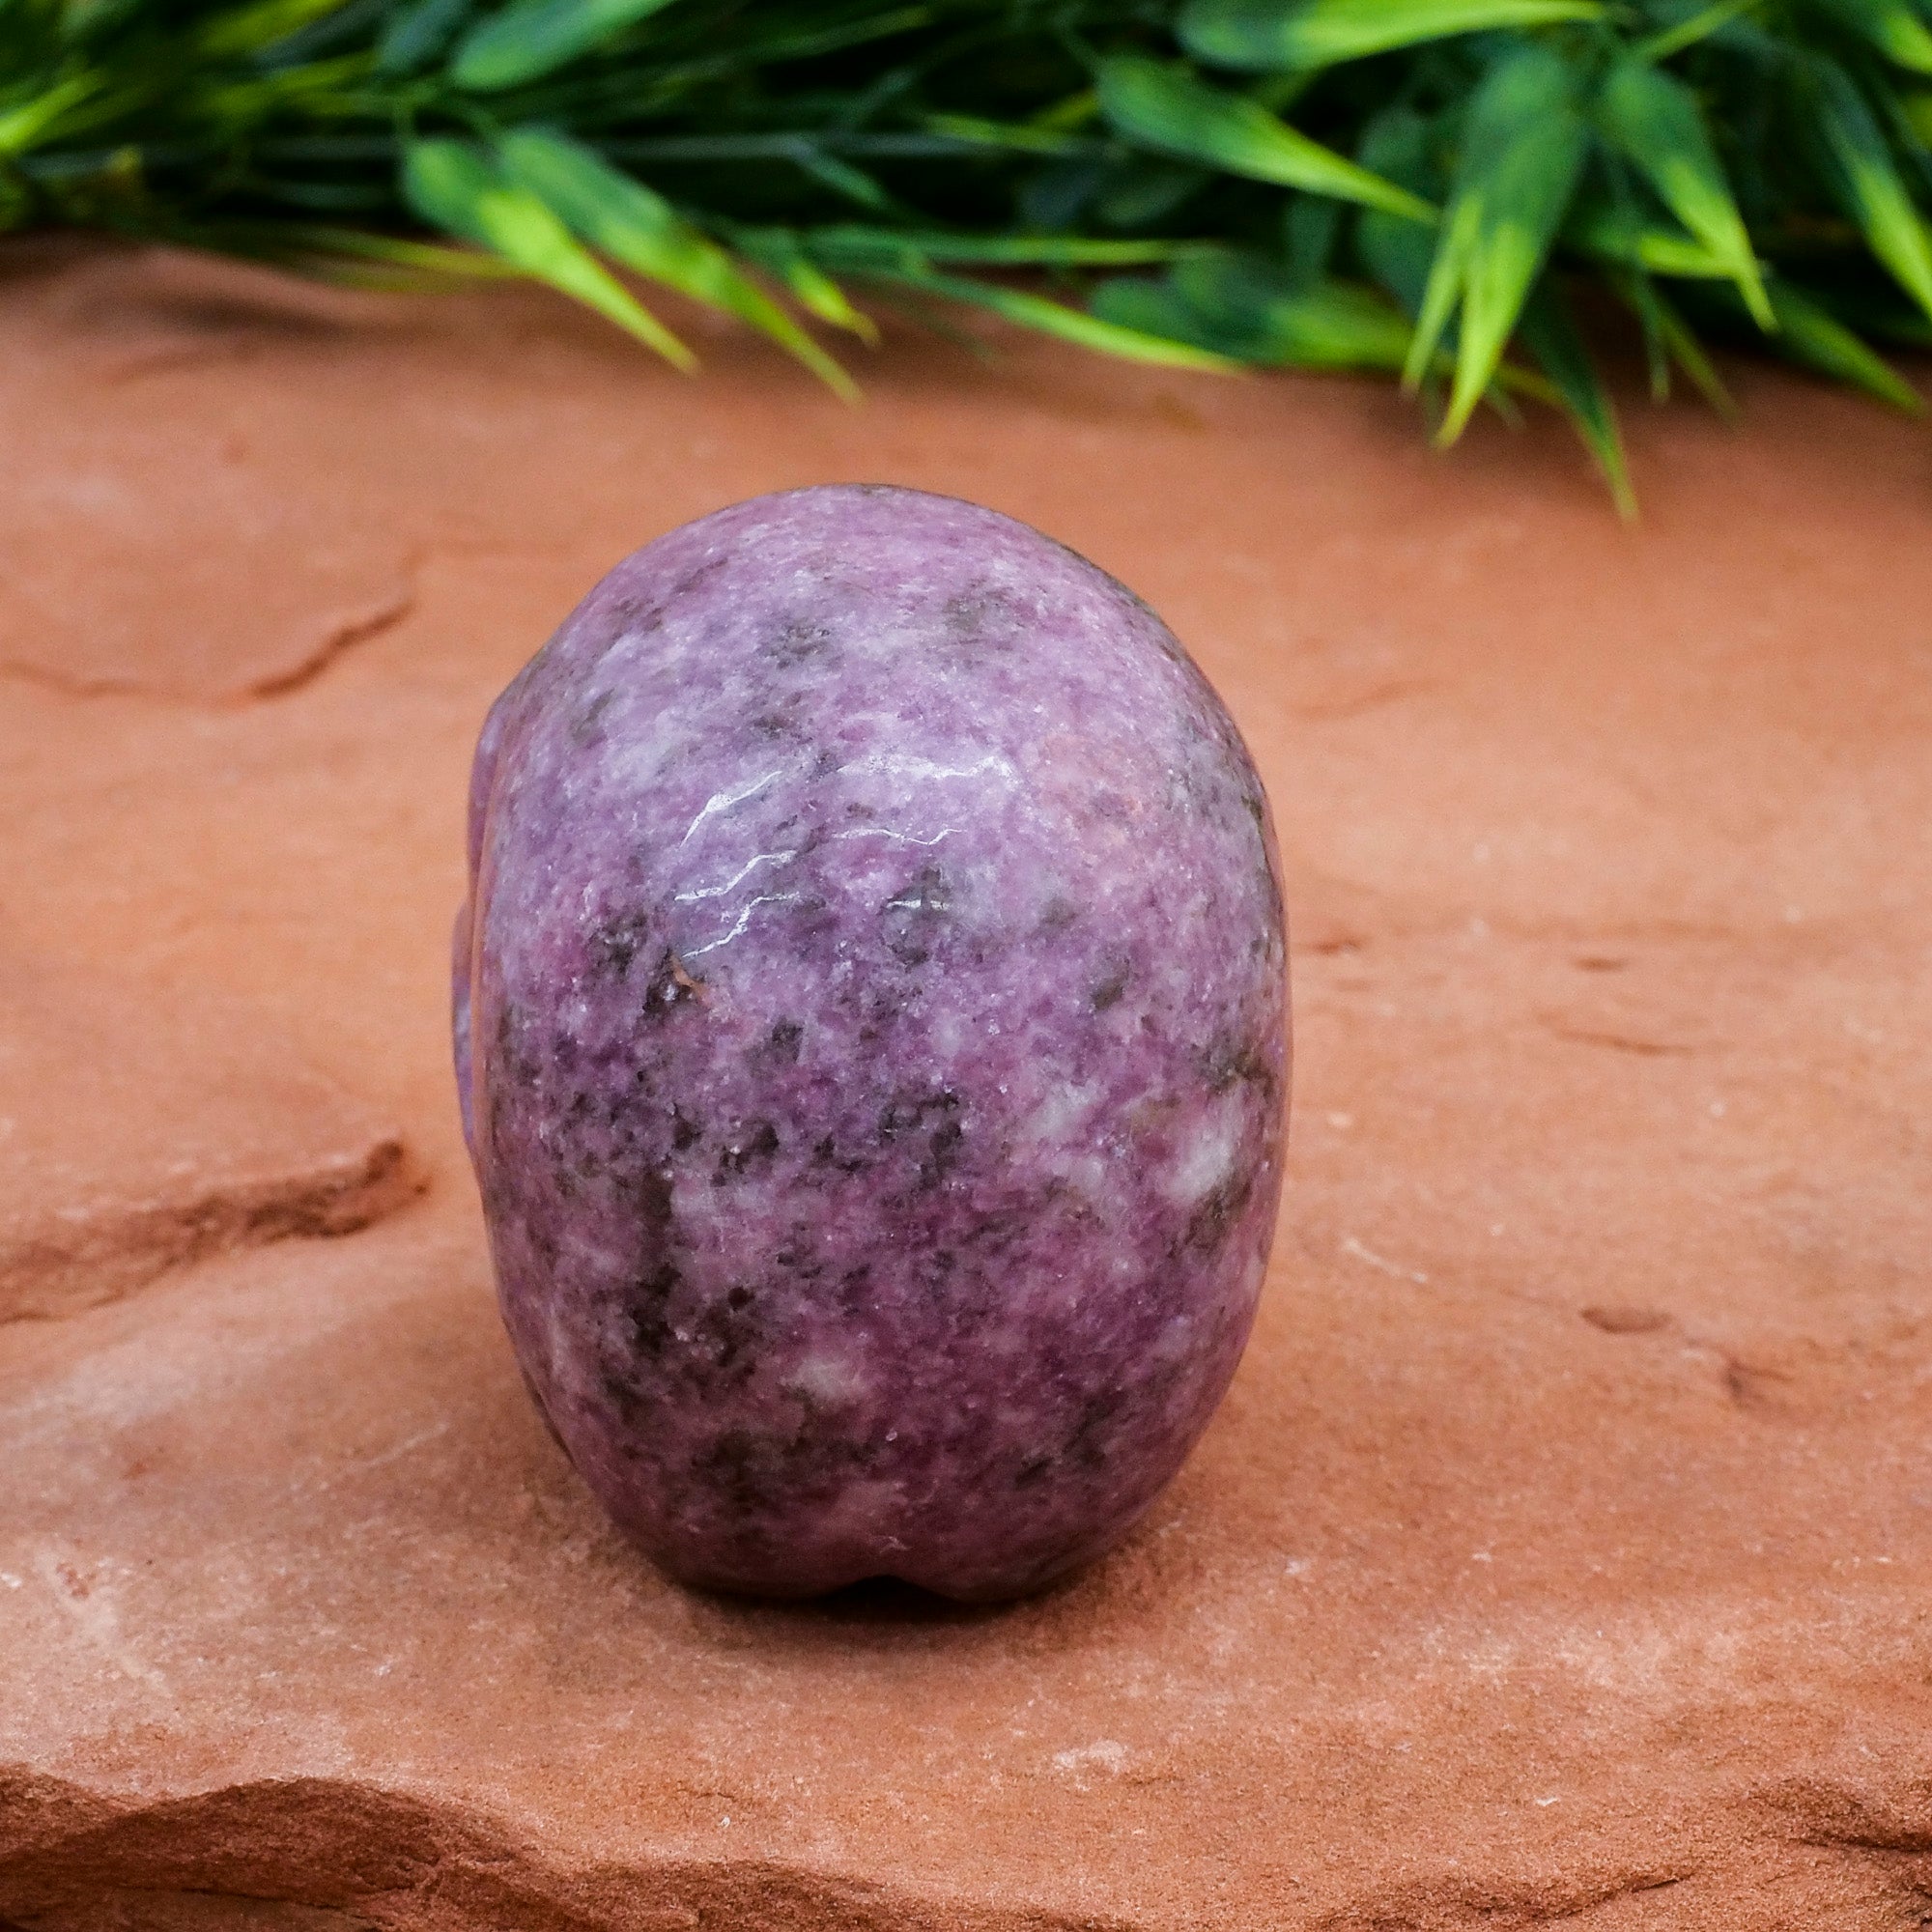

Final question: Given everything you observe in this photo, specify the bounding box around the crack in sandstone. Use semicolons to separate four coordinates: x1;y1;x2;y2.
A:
1303;1867;1699;1932
1540;1024;1697;1058
1292;679;1437;724
0;1138;423;1326
0;531;594;708
0;579;416;706
1531;1873;1688;1925
242;582;419;699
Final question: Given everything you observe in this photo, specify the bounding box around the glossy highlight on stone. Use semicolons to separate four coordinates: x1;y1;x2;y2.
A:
454;485;1288;1601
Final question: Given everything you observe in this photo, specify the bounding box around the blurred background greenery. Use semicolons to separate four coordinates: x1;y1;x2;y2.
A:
9;0;1932;504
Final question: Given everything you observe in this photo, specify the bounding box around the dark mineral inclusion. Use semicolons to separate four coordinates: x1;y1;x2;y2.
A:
454;486;1288;1601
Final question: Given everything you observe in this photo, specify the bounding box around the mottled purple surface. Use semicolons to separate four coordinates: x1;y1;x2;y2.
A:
454;486;1288;1602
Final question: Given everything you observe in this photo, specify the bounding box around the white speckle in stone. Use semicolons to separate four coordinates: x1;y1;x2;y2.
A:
785;1352;868;1405
604;724;676;796
1151;1317;1195;1361
924;1009;969;1058
1061;1151;1111;1198
1018;1082;1099;1149
1162;1107;1241;1206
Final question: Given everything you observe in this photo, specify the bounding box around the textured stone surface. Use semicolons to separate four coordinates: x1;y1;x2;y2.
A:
0;244;415;698
460;487;1285;1599
0;946;420;1323
3;243;1931;1929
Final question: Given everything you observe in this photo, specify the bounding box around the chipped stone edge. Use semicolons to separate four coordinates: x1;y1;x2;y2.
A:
3;1765;1929;1930
0;1770;1132;1932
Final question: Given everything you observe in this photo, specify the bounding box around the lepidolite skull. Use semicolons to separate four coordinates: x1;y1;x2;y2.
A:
454;486;1287;1600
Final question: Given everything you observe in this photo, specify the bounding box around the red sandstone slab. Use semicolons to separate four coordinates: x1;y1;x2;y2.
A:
0;247;415;699
0;948;420;1323
1;244;1930;1930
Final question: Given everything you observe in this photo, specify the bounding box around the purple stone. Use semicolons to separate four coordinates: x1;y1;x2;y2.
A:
454;486;1288;1601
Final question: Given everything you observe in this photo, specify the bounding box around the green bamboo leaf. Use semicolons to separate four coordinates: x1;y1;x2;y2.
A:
1354;107;1438;313
1809;0;1932;76
782;262;876;341
1179;0;1600;72
52;0;131;46
733;229;879;342
195;0;351;56
0;73;95;156
497;128;855;397
807;224;1206;267
1093;252;1523;388
402;137;696;368
1763;279;1924;410
1284;192;1341;285
1631;0;1761;63
1624;269;1673;398
170;217;533;288
1095;157;1210;228
795;150;893;211
375;0;470;73
1095;263;1418;369
276;251;512;291
1351;108;1545;421
1354;112;1573;425
190;55;367;127
1566;203;1734;279
1611;269;1738;413
451;0;679;91
1089;274;1234;355
1809;57;1932;324
1649;296;1735;415
1182;258;1418;366
1403;46;1588;442
1597;58;1771;327
1098;58;1434;221
1516;279;1634;516
922;112;1091;156
1407;193;1479;370
863;263;1242;370
269;223;526;276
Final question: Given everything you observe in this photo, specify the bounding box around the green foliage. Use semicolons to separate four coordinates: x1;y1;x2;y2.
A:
3;0;1931;504
1597;55;1771;325
1404;46;1588;443
452;0;680;91
1095;56;1433;219
497;126;860;391
404;134;700;363
1178;0;1602;72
